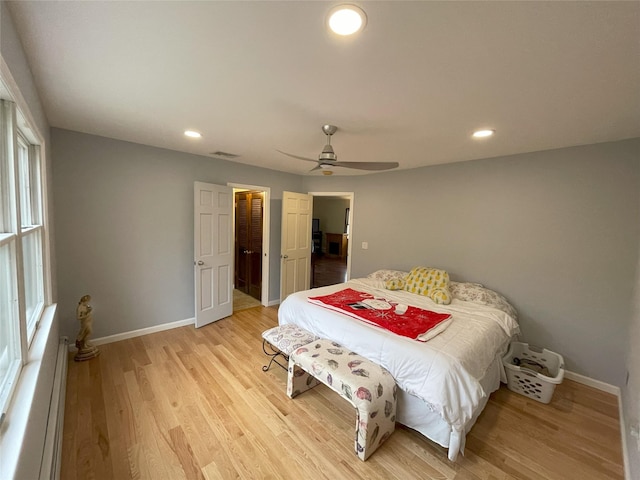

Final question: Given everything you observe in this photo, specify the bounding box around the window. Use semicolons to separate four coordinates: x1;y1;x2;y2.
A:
18;135;44;340
0;98;47;419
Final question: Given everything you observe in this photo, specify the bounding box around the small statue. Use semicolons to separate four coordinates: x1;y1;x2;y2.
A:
74;294;99;361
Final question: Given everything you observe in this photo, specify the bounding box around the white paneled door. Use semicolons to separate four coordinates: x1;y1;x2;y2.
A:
280;191;312;302
194;182;233;328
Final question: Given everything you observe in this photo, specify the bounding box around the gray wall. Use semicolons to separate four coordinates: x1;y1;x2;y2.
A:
52;128;302;340
303;138;640;387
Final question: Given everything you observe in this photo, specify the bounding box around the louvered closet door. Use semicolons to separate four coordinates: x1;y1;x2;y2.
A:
234;191;263;300
249;193;263;299
235;192;249;293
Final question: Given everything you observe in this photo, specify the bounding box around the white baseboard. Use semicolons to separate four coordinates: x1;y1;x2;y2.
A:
68;317;195;350
79;322;619;398
618;394;631;480
71;302;282;350
67;302;281;351
564;370;621;396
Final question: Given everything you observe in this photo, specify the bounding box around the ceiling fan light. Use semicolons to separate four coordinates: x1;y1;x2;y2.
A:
184;130;202;138
328;5;367;36
322;170;333;176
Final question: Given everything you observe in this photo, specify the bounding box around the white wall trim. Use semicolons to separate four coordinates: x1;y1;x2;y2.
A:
84;327;625;399
267;299;280;307
39;336;68;480
564;370;621;396
68;317;195;350
618;394;631;480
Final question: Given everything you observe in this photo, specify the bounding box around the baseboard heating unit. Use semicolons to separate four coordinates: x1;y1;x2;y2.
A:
39;336;68;480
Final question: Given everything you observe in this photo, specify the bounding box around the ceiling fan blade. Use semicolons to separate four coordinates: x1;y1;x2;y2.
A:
276;149;318;163
333;161;399;171
309;164;322;172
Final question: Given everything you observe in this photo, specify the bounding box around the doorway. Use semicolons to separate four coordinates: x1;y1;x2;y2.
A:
230;184;271;309
309;192;353;288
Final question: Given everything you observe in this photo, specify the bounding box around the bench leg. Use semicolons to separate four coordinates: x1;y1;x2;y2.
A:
287;358;321;398
261;339;288;372
354;402;396;461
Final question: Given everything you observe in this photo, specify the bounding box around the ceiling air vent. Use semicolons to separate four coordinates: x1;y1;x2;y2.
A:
210;151;240;159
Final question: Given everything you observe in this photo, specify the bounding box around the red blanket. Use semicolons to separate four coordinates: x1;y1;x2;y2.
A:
308;288;452;341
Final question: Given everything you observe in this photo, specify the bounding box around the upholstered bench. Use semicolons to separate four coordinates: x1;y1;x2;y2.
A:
287;339;397;461
261;324;319;372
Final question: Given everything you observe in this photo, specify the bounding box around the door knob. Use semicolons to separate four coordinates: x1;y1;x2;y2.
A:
197;260;204;265
282;255;288;259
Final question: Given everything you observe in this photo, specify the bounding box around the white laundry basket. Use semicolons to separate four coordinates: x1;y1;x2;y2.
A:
502;342;565;404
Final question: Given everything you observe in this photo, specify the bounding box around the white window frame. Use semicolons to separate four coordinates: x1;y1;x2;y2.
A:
18;132;45;343
0;76;51;422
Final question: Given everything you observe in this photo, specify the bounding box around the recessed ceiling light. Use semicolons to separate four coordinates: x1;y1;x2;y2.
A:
472;129;495;138
328;5;367;36
184;130;202;138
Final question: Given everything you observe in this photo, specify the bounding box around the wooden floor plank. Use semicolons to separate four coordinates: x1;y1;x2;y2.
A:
61;306;624;480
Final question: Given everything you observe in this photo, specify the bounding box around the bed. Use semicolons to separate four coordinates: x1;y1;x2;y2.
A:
277;269;520;461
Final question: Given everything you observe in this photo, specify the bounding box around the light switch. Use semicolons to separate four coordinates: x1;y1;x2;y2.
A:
362;241;368;250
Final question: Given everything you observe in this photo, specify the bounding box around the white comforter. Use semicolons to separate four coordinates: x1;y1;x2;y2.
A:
278;278;519;432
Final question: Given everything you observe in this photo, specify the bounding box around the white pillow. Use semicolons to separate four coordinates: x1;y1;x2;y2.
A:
450;281;517;319
367;269;409;283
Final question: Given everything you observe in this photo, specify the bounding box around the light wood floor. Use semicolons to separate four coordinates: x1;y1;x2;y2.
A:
233;289;261;312
61;306;624;480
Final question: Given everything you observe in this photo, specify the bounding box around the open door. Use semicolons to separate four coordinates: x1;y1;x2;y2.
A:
280;191;312;302
194;182;233;327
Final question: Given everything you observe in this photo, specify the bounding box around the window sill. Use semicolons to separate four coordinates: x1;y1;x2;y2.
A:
0;303;58;480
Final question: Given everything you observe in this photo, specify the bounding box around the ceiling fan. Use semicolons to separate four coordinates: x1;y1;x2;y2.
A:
277;124;399;175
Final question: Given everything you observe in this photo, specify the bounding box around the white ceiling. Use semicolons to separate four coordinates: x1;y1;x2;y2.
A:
7;1;640;176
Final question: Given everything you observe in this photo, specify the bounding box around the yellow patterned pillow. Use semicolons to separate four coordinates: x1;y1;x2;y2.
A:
384;277;406;290
404;267;452;304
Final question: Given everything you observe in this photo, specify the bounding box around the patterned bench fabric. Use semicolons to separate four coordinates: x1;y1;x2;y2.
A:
287;339;397;461
261;324;319;371
262;324;319;355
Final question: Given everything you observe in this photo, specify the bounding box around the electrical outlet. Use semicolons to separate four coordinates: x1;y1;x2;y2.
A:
361;241;368;250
